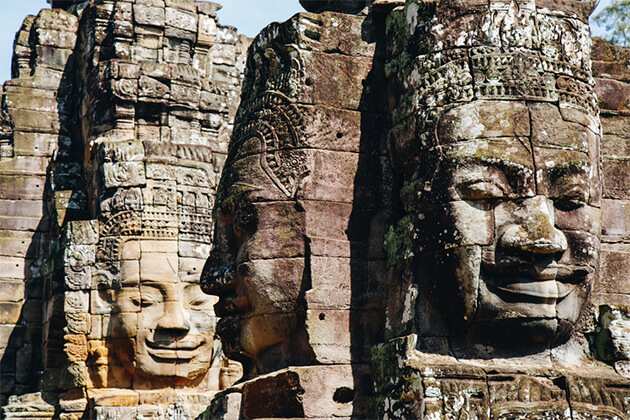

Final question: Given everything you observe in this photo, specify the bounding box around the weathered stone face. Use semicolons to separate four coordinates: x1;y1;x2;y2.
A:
1;0;249;416
203;183;306;363
384;0;602;353
404;102;600;347
201;10;388;389
109;239;217;382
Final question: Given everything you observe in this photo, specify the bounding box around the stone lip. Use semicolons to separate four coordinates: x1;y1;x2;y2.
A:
480;260;589;300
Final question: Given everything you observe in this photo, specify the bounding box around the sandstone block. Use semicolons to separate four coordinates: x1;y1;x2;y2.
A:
216;26;238;45
197;14;217;46
5;72;64;91
166;0;197;12
64;291;89;314
64;334;88;362
302;149;360;203
0;175;47;203
298;52;374;110
245;202;305;260
87;382;139;405
0;199;44;219
132;45;159;62
102;161;146;188
603;160;630;199
0;231;38;258
0;303;22;324
35;46;73;71
171;83;200;108
9;109;59;134
165;7;197;32
598;243;630;296
602;134;630;159
99;140;145;163
5;93;60;114
596;78;630;114
67;220;99;245
178;241;211;259
0;281;25;302
139;75;170;100
12;132;58;157
601;114;630;138
239;365;359;419
165;27;196;42
35;9;79;32
66;312;91;335
311;12;376;58
0;325;21;350
35;28;77;49
133;4;165;26
602;199;630;239
303;200;353;243
0;257;31;280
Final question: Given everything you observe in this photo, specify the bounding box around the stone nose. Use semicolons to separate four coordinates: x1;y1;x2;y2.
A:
200;254;236;296
156;300;190;332
499;196;568;255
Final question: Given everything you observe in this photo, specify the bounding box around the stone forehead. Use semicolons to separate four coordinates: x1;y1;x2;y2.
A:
434;101;594;152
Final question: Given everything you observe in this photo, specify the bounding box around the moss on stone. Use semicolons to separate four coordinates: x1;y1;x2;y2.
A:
384;214;416;267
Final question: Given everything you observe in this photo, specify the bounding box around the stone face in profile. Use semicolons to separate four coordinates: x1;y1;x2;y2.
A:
201;11;389;409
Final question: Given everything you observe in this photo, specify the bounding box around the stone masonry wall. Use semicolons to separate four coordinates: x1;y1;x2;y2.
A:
0;8;79;406
591;37;630;374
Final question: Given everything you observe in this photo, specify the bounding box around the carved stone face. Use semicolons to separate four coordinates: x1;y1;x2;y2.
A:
111;239;217;380
409;101;600;348
201;156;308;369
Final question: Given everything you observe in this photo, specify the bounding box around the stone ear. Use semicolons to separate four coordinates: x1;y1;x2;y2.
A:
91;268;118;312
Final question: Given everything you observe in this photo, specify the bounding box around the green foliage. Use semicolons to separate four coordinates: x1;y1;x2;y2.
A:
593;0;630;47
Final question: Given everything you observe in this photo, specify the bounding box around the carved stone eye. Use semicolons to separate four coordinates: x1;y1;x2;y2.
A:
458;180;507;200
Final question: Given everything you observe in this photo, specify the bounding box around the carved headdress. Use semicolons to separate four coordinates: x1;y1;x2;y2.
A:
217;21;310;206
387;0;599;156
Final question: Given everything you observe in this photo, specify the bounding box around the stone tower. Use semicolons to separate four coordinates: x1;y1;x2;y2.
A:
0;1;249;418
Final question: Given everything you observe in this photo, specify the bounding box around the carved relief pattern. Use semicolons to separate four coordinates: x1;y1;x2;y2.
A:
392;0;597;139
229;39;308;199
232;91;307;197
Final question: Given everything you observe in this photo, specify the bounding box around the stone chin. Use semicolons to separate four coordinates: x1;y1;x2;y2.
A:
216;311;300;365
466;268;594;349
423;245;594;350
116;335;213;380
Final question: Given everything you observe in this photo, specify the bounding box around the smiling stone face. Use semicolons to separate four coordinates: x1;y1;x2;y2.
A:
111;239;217;381
399;100;600;349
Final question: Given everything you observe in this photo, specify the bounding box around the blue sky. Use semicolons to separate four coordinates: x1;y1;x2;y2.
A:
0;0;614;84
